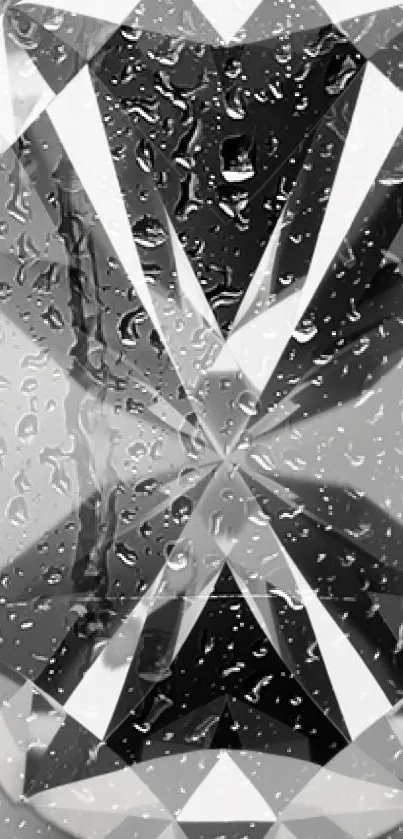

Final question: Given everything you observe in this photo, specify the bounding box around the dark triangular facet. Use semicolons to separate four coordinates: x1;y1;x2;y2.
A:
91;20;365;331
226;697;310;760
107;564;346;766
209;704;243;750
243;473;403;708
134;697;227;764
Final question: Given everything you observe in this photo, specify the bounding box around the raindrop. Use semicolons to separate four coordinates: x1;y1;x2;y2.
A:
21;378;38;394
135;138;155;174
42;304;64;331
21;347;50;370
220;135;256;183
115;543;138;567
0;282;12;300
15;469;31;493
236;390;259;416
171;495;192;525
209;510;224;537
42;567;64;585
118;307;147;347
128;441;147;460
136;477;159;495
132;215;167;249
150;439;163;460
249;446;276;472
7;496;28;526
166;539;193;574
293;321;318;343
225;86;247;120
17;412;38;443
224;57;242;79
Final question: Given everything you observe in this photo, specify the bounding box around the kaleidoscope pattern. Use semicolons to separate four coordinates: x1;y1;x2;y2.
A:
1;1;403;838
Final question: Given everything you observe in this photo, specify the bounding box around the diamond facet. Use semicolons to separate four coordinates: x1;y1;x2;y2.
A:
1;2;403;838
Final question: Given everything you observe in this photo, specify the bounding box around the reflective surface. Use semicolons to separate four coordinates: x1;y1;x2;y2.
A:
1;1;403;838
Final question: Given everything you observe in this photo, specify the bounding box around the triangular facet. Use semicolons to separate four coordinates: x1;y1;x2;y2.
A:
209;704;243;750
178;752;277;822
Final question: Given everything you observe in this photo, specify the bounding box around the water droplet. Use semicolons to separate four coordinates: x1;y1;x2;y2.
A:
166;540;193;573
7;496;28;526
115;543;138;567
150;439;163;460
42;567;64;585
171;495;192;525
209;510;224;537
42;304;64;330
220;134;256;183
236;390;259;416
132;215;167;249
0;375;10;391
21;347;50;370
136;477;159;495
225;86;247;120
118;308;147;347
21;377;38;394
135;138;155;173
224;57;242;79
15;469;31;493
0;282;12;300
128;441;147;460
17;412;38;443
293;321;318;343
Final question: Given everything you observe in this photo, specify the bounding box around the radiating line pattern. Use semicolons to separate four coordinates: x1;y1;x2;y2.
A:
1;2;403;839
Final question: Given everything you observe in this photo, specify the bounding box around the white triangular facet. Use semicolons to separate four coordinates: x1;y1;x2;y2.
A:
232;207;287;331
16;0;142;25
223;290;302;392
296;63;403;323
47;66;157;322
65;570;165;740
173;569;222;656
178;752;277;822
9;49;54;140
284;549;391;740
192;0;263;42
167;216;221;335
318;0;398;25
157;825;189;839
0;15;15;147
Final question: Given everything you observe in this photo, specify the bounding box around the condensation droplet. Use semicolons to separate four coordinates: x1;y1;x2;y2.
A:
7;496;29;526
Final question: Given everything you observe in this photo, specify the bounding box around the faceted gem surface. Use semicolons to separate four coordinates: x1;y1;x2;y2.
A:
1;2;403;838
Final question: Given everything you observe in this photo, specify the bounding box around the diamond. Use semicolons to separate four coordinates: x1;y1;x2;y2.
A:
1;2;403;838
